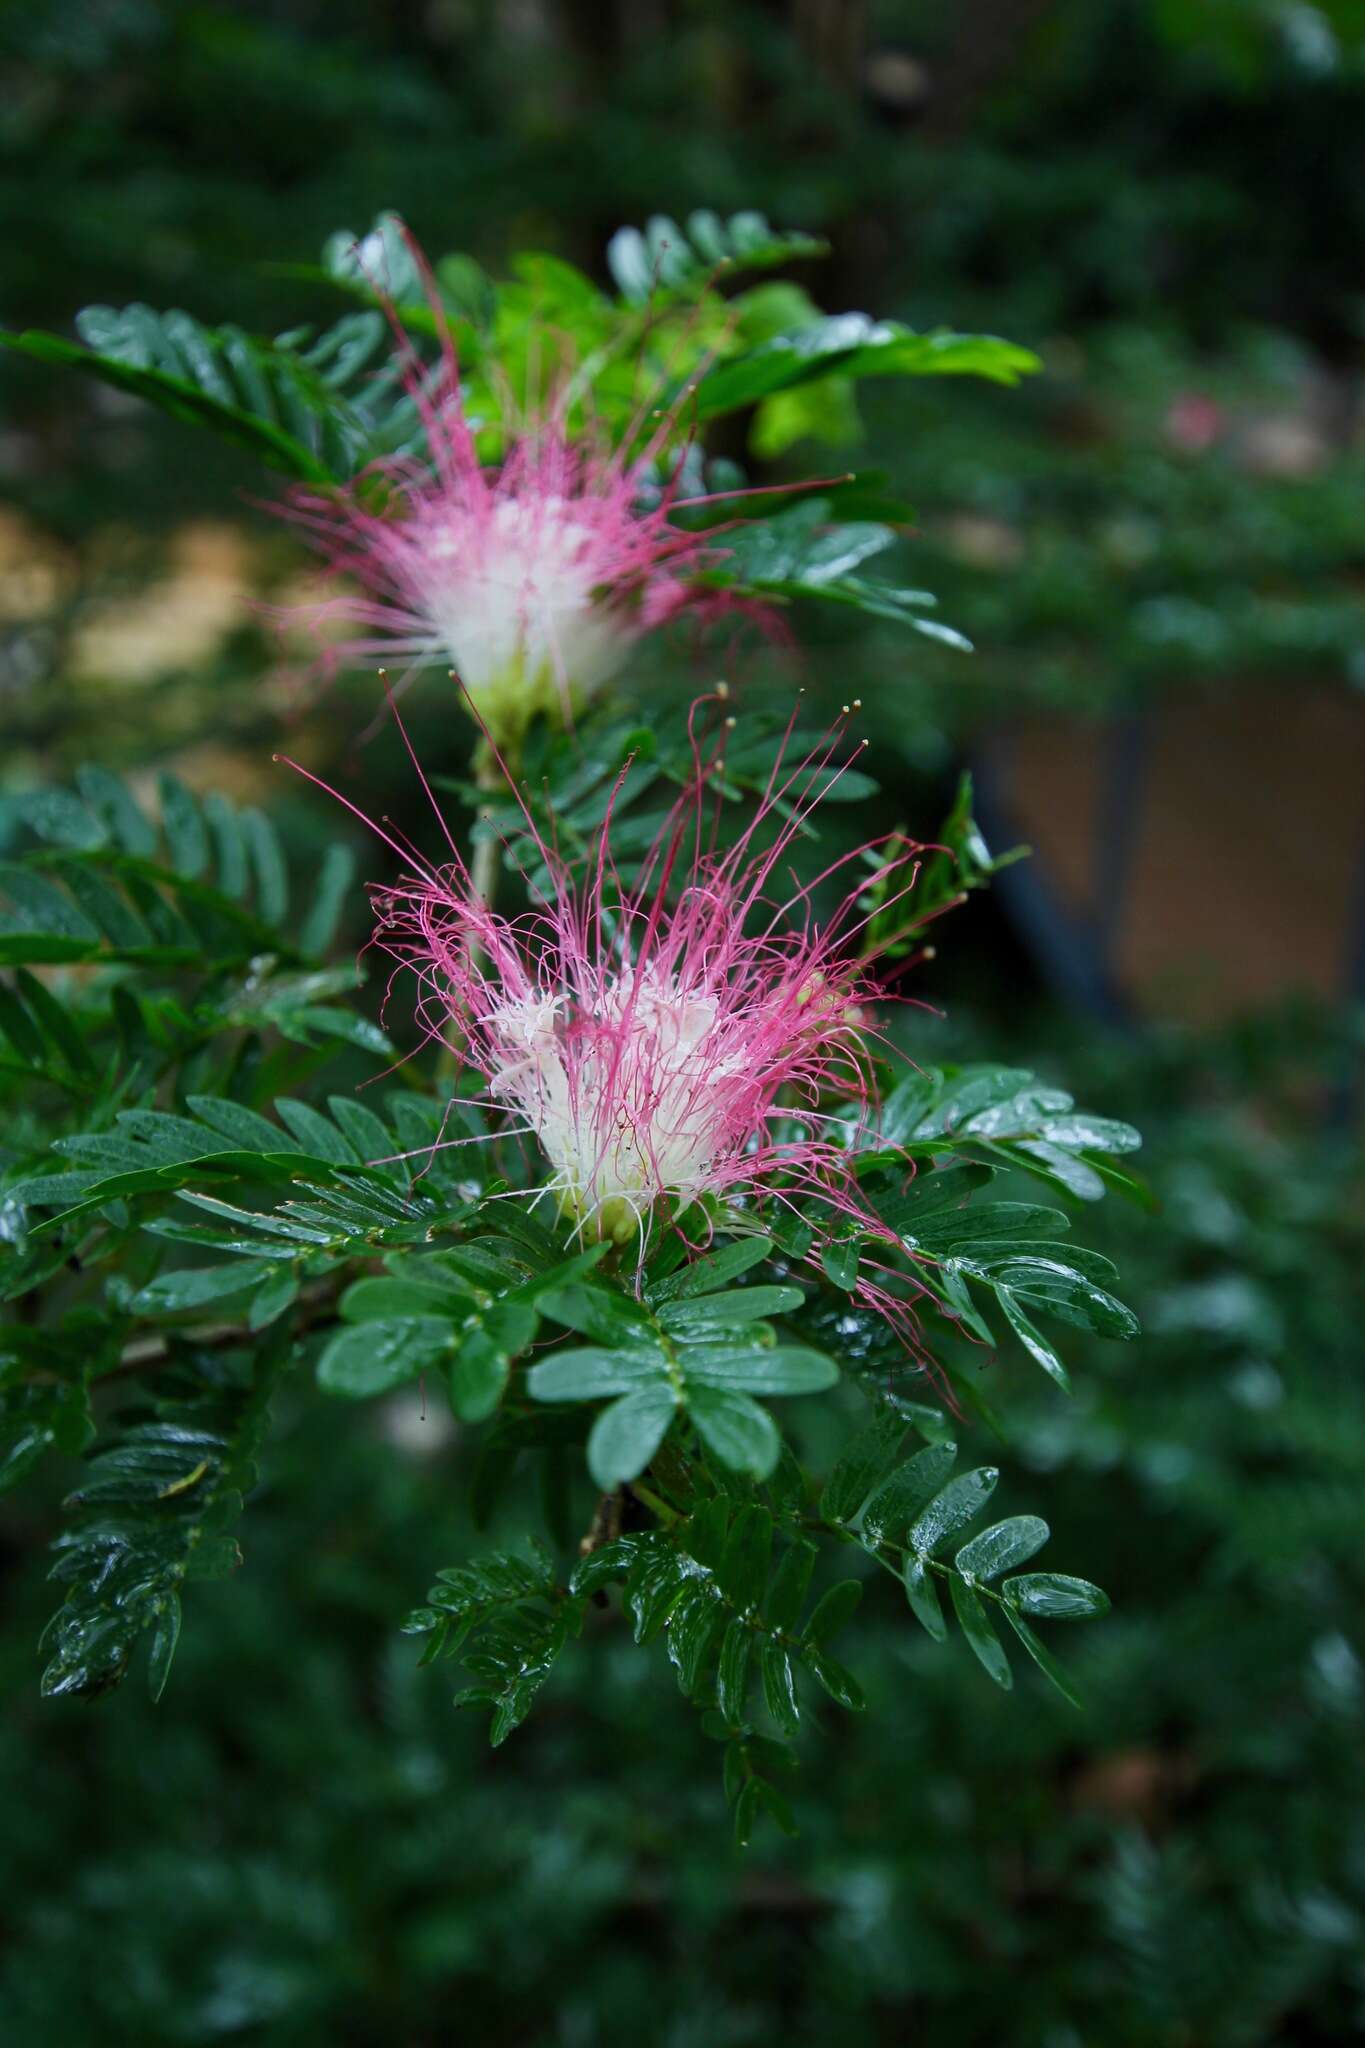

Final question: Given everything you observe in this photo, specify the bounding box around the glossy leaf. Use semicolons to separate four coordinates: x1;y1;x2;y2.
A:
1000;1606;1084;1709
908;1467;1000;1558
130;1259;277;1317
1003;1572;1111;1620
526;1346;668;1402
716;1618;752;1723
955;1516;1050;1582
861;1442;958;1548
40;1337;284;1700
949;1577;1013;1688
821;1236;861;1293
988;1259;1140;1342
821;1408;906;1524
539;1282;656;1348
341;1273;473;1321
651;1234;773;1302
449;1306;536;1423
760;1641;801;1734
765;1539;817;1632
994;1286;1073;1392
802;1645;865;1712
247;1265;300;1331
903;1558;947;1641
693;316;1040;417
657;1284;803;1334
679;1344;838;1396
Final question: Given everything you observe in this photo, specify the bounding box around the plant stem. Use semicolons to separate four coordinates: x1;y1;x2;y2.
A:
629;1480;680;1526
469;734;506;925
438;739;505;1093
470;826;499;918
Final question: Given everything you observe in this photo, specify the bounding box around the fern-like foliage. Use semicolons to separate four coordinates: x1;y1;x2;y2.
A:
2;764;354;969
0;306;428;481
40;1332;286;1701
605;209;829;303
408;1424;1109;1845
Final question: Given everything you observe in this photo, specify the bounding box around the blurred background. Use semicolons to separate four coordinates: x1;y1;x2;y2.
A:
2;2;1363;2042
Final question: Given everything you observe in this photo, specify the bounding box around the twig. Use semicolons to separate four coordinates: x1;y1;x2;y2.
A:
578;1488;624;1558
110;1276;343;1378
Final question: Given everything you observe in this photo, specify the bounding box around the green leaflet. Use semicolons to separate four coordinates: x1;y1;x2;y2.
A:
528;1265;839;1485
0;304;425;481
606;209;828;304
0;771;361;1026
317;1318;454;1397
1004;1572;1111;1620
586;1386;679;1489
698;496;970;645
955;1516;1051;1582
689;1386;781;1480
908;1468;1001;1557
692;316;1039;417
949;1577;1012;1689
10;1091;482;1243
319;1245;601;1419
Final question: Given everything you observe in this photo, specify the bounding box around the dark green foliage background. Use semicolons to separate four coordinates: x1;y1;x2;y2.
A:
2;4;1364;2043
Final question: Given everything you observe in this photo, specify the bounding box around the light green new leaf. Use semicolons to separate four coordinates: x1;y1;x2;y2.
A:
693;316;1040;418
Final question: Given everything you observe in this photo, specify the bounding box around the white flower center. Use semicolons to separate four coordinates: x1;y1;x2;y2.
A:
415;495;633;718
486;973;746;1237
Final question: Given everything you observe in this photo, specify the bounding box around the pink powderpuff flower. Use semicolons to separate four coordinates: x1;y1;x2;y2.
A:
287;692;943;1362
276;230;770;748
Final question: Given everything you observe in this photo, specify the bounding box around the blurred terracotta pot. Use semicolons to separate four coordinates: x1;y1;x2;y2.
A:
974;684;1365;1022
